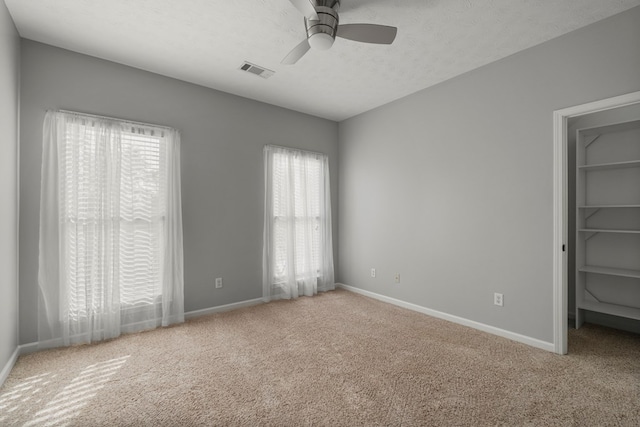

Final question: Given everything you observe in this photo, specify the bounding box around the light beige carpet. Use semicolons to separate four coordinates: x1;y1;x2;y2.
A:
1;289;639;426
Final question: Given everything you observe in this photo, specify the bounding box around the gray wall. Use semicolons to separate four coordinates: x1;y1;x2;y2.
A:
19;40;339;344
0;0;20;374
338;7;640;343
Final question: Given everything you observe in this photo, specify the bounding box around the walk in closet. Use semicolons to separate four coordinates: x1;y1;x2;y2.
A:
575;119;640;328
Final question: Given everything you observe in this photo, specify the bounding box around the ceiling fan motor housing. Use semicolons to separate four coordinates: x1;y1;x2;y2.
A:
305;0;340;50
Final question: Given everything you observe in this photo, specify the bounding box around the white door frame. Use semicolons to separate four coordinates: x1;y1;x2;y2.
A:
553;90;640;354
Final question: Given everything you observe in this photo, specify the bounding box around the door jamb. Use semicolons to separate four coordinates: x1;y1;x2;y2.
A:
553;91;640;354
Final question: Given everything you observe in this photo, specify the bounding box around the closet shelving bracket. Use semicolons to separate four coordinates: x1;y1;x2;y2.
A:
584;208;600;219
584;231;598;241
583;134;601;148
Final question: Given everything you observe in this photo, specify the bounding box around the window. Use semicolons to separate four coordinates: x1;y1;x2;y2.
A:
263;145;335;301
38;111;184;348
62;127;166;318
272;151;322;282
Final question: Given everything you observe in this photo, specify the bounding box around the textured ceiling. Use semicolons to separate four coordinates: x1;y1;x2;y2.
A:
5;0;640;121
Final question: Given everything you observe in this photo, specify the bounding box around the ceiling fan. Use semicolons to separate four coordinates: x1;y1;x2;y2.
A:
282;0;398;65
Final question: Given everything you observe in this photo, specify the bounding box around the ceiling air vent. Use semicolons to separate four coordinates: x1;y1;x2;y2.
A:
239;61;275;79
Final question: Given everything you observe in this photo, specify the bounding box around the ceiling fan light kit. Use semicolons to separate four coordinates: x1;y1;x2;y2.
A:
282;0;397;64
308;32;335;50
305;2;339;50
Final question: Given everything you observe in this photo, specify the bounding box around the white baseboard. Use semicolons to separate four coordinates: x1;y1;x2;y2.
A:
0;346;20;387
19;342;39;355
13;298;266;361
184;298;264;320
337;283;555;353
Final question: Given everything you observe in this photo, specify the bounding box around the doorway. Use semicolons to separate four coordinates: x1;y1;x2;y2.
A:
553;91;640;354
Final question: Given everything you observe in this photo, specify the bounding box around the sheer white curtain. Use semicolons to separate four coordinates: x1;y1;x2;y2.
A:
262;145;335;301
38;110;184;349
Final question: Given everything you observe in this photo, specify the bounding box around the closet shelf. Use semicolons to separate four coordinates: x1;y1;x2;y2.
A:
578;300;640;321
578;265;640;279
578;205;640;209
578;159;640;171
578;228;640;234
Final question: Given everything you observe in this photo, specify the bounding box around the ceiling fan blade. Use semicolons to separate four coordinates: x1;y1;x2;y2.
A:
281;39;311;65
336;24;397;44
287;0;319;20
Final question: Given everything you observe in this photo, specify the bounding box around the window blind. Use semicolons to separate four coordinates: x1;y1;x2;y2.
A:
62;124;167;318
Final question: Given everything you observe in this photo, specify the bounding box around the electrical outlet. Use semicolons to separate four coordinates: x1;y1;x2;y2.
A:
371;268;376;278
395;273;401;284
494;293;503;307
215;278;223;289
